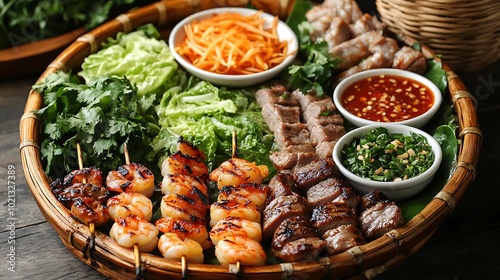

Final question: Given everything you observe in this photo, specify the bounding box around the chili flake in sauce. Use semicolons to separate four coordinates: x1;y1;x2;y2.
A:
341;74;434;122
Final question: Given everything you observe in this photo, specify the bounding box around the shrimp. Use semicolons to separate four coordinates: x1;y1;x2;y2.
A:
106;163;155;197
209;158;269;189
214;235;266;266
177;137;206;161
161;151;208;179
155;217;211;249
62;167;103;187
161;194;207;222
210;217;262;246
218;183;269;212
209;199;261;227
71;197;109;227
109;215;159;253
157;233;204;263
161;174;209;205
107;192;153;221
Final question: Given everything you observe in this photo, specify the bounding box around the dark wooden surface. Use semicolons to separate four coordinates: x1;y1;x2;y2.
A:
1;2;500;280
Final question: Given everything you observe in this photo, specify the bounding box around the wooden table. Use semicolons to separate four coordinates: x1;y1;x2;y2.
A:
1;61;499;279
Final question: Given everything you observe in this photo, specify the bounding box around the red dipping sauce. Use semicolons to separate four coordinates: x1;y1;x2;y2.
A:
341;74;434;122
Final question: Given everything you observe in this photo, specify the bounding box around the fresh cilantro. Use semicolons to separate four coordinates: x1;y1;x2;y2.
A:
286;21;338;96
33;71;161;179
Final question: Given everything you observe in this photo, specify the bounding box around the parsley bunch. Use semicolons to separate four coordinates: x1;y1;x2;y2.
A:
34;71;161;179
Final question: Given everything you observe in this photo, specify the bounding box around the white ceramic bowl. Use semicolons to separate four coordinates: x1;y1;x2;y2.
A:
332;124;442;201
333;68;442;128
169;7;298;88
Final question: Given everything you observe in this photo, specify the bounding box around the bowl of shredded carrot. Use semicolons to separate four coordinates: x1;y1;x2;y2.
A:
169;7;298;87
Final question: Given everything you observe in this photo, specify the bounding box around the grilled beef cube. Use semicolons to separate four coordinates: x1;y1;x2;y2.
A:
255;85;298;107
273;123;311;149
262;193;310;239
323;224;366;255
302;99;338;122
261;103;301;133
315;141;337;159
392;46;427;74
291;89;329;112
272;216;320;250
293;158;340;193
306;114;344;132
310;124;346;147
272;237;326;263
266;172;299;204
306;177;349;208
359;201;404;240
334;185;360;209
311;202;358;235
358;190;390;212
269;144;318;171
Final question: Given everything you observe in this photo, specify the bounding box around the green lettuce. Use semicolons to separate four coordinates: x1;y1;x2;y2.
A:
79;24;178;96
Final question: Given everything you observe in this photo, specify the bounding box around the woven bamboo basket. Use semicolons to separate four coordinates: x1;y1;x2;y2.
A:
20;0;481;279
376;0;500;72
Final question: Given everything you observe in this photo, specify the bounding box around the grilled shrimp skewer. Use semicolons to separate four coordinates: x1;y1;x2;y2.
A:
158;137;210;263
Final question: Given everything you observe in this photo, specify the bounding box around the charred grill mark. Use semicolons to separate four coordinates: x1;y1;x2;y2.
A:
118;166;129;176
192;186;209;205
120;181;132;192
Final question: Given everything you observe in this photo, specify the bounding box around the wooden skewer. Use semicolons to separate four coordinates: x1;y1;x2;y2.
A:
76;143;96;254
230;131;242;274
123;143;143;280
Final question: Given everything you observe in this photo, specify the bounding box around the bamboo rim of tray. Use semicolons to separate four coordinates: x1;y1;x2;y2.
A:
376;0;500;72
19;0;481;279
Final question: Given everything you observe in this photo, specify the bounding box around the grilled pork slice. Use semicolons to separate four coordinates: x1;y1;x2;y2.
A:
302;99;338;122
359;201;404;240
269;144;318;171
349;13;386;37
262;193;310;239
324;17;352;48
306;115;344;132
311;202;358;235
271;216;320;250
266;172;299;205
293;158;340;193
315;141;337;159
310;124;346;147
358;190;390;212
254;85;298;107
306;177;351;208
323;224;366;255
273;123;311;150
392;46;427;74
329;30;382;71
272;237;326;263
291;89;329;112
261;103;301;133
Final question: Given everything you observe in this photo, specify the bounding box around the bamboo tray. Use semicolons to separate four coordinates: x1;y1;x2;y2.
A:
19;0;481;279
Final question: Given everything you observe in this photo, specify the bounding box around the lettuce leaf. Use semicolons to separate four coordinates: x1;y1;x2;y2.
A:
79;24;178;96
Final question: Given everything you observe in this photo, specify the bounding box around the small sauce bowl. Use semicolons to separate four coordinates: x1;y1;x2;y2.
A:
333;68;442;128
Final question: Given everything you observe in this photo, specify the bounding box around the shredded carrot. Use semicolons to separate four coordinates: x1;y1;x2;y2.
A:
175;10;290;75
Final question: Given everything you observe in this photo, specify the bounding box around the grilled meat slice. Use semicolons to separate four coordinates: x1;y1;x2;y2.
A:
311;201;358;235
392;46;427;74
269;144;318;171
306;177;349;208
291;89;329;113
266;172;299;204
302;99;338;122
329;30;382;71
272;237;326;262
310;124;346;147
254;85;298;107
358;190;390;212
261;103;301;133
306;114;344;132
271;216;320;250
315;141;337;159
323;224;366;255
262;193;310;239
349;13;386;37
293;158;340;193
359;201;404;240
273;123;311;149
